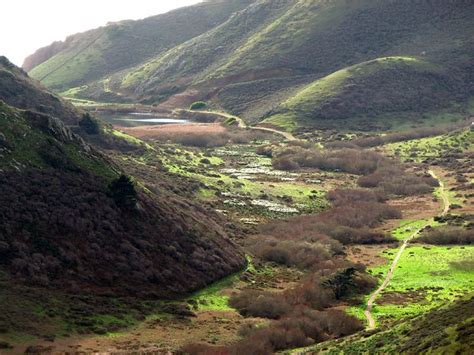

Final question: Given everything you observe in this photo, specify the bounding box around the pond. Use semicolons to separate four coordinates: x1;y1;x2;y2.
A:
97;112;191;127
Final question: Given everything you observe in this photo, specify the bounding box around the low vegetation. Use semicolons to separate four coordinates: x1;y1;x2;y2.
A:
151;128;273;148
303;296;474;354
268;145;438;197
365;246;474;322
189;101;207;110
416;226;474;245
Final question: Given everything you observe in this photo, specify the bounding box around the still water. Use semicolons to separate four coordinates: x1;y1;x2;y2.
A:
97;112;190;127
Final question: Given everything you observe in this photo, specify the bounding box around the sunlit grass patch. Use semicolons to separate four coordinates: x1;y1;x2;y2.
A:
369;245;474;322
391;218;441;241
185;256;255;312
387;129;473;162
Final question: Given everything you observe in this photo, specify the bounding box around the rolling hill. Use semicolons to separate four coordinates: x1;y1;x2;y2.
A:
263;56;472;131
0;56;245;298
25;0;254;93
27;0;474;130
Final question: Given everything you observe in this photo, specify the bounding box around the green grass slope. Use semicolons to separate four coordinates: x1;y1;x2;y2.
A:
123;0;474;120
27;0;474;129
264;56;472;131
297;296;474;354
27;0;254;92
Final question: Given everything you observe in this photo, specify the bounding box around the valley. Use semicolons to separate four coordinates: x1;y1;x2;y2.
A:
2;103;471;353
1;0;473;353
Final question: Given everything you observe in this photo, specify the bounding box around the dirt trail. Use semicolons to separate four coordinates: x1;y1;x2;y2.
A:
184;110;297;141
364;170;449;329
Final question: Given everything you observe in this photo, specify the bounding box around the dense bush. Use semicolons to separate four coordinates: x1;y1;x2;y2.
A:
189;101;207;110
216;269;370;354
108;174;138;209
327;225;396;245
272;147;437;197
248;236;334;269
272;148;386;175
79;113;100;135
416;227;473;245
327;189;387;205
229;290;291;319
153;129;271;148
358;166;438;196
254;189;399;247
256;144;273;157
184;307;363;354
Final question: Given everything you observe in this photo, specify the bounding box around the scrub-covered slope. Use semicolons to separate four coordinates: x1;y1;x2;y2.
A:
1;57;81;125
0;57;245;298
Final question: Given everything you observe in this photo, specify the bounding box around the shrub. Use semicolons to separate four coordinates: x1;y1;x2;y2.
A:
79;113;100;135
189;101;207;110
358;166;438;196
248;236;333;269
227;308;362;353
255;188;400;246
256;145;273;157
229;290;291;319
322;267;357;299
272;148;387;175
416;227;473;245
272;156;299;170
108;174;137;209
153;129;272;148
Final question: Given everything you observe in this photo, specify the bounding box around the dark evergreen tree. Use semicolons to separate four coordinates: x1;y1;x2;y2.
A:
323;267;356;300
79;113;100;135
108;175;137;209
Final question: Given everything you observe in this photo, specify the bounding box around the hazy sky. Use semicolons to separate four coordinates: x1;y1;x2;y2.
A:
1;0;202;66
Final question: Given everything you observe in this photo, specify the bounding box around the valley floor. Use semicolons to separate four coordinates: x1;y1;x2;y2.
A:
1;113;473;354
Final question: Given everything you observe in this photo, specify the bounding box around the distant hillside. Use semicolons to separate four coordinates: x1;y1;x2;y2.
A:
264;56;472;131
0;57;245;297
1;57;81;125
27;0;474;130
26;0;254;92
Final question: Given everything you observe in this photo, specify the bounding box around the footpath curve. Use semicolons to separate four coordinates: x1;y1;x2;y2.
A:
182;110;297;141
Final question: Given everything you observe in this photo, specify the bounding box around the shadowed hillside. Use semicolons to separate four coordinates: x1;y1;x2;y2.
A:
0;57;245;298
1;57;81;125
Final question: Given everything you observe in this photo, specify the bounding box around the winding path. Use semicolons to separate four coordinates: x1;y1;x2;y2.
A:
364;170;450;329
183;110;297;141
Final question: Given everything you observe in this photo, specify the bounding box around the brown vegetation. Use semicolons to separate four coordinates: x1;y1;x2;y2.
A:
358;166;438;196
121;124;273;147
0;169;245;297
416;226;473;245
272;148;385;175
270;146;438;197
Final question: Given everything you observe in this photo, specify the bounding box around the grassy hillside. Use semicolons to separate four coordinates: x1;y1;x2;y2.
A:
27;0;254;91
297;295;473;354
264;56;472;131
27;0;474;129
122;0;474;122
